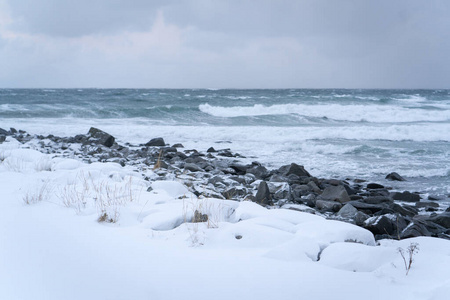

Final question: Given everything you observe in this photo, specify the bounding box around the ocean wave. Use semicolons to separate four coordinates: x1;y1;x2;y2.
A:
198;103;450;123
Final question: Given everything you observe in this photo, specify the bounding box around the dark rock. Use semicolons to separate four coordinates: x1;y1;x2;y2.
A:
254;181;272;206
337;203;358;218
400;222;432;239
415;202;439;209
229;164;248;175
146;137;166;147
428;195;444;201
428;212;450;228
391;191;421;202
319;185;350;203
389;203;418;218
88;127;115;147
207;147;217;153
0;135;5;143
367;183;385;189
347;201;388;214
315;200;342;212
364;214;407;237
218;149;234;157
9;128;17;134
362;196;393;205
0;128;8;135
172;143;184;148
245;165;269;180
161;147;177;154
184;163;203;172
279;163;311;178
386;172;406;181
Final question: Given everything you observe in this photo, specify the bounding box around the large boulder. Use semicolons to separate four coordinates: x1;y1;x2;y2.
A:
428;212;450;228
88;127;115;147
319;185;350;203
279;163;311;178
146;137;166;147
385;172;406;181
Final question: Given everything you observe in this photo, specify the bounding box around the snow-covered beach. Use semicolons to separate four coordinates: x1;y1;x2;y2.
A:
1;127;450;300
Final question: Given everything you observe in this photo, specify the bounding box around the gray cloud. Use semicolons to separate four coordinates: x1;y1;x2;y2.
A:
1;0;450;88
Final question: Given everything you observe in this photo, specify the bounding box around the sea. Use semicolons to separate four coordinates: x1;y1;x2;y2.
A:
1;89;449;199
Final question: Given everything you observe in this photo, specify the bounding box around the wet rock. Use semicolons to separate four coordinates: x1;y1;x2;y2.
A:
347;201;388;214
207;147;217;153
337;203;358;218
184;163;203;172
87;127;115;147
391;191;421;202
389;203;418;218
315;200;342;212
254;181;272;206
0;128;8;135
229;163;248;175
400;222;432;239
145;137;166;147
172;143;184;148
362;196;393;205
386;172;406;181
415;201;439;209
0;135;5;143
279;163;311;178
366;183;385;189
319;185;350;203
428;212;450;228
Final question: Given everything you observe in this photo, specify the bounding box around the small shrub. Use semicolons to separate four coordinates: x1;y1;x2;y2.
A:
398;242;420;275
23;181;51;205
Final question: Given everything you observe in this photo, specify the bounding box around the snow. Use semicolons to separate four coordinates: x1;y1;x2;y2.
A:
1;143;450;300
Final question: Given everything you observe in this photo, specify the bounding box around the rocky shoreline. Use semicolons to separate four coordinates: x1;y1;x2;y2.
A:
1;126;449;241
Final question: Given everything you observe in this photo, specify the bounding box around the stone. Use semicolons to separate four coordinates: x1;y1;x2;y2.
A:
415;201;439;209
0;135;5;143
229;164;248;175
391;191;421;202
172;143;184;148
88;127;115;147
337;203;358;218
254;181;272;206
364;214;407;237
279;163;311;178
315;200;342;212
184;163;203;172
400;222;432;239
362;196;392;205
0;128;8;135
319;185;350;203
145;137;165;147
428;212;450;228
389;203;418;218
347;201;388;214
206;147;217;152
366;183;385;189
386;172;406;181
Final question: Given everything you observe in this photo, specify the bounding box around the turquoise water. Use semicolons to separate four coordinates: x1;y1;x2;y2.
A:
1;89;449;197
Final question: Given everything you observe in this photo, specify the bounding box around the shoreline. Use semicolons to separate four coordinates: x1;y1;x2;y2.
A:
1;126;449;241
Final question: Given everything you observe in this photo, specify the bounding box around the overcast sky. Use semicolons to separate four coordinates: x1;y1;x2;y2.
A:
0;0;449;88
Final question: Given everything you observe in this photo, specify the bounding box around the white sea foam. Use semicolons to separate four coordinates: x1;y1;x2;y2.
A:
199;103;450;123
